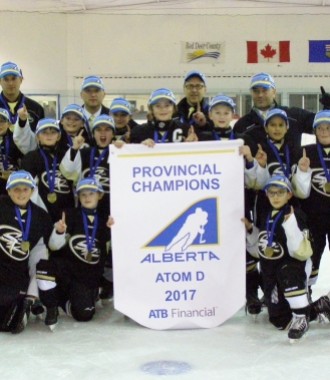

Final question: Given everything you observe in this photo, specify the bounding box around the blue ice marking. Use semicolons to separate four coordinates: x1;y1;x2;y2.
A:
140;360;192;376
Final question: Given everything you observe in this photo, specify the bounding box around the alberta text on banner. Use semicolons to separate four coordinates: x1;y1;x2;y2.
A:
109;140;246;330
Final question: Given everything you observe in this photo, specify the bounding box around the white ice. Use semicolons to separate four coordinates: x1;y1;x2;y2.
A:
1;246;330;380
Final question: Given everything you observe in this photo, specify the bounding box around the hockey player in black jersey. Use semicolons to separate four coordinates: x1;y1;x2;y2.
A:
60;114;118;303
130;88;198;145
21;118;75;222
0;108;23;194
0;170;52;333
36;177;113;330
243;175;313;342
109;97;138;143
202;94;265;316
292;110;330;291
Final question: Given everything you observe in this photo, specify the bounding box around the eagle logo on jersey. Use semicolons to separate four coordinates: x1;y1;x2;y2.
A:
267;162;292;179
311;168;330;197
144;198;218;252
41;170;71;194
82;167;110;193
0;225;29;261
69;234;100;264
258;231;284;260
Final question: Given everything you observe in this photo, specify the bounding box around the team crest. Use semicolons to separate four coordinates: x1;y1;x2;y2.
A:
311;169;330;197
0;224;29;260
69;235;100;264
41;170;71;194
82;168;110;192
258;231;284;260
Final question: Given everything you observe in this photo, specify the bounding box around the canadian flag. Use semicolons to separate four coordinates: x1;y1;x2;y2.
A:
247;41;290;63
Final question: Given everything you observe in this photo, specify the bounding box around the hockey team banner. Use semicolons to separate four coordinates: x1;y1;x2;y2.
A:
247;40;290;63
181;41;224;63
109;140;245;330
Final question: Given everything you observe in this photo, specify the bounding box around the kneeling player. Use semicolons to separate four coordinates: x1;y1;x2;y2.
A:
36;177;113;330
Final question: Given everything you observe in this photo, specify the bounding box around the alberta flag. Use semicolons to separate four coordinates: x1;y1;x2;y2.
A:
309;40;330;62
247;41;290;63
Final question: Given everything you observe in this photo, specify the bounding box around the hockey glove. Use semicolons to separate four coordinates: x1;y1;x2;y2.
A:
319;86;330;110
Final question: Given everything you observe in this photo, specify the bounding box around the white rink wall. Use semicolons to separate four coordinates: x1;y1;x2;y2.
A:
0;12;329;108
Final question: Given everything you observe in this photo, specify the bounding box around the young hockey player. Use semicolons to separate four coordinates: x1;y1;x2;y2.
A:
109;97;138;143
292;110;330;291
243;174;312;342
0;108;23;194
0;170;52;333
59;114;115;302
130;88;198;145
20;118;75;222
36;177;113;330
200;94;264;316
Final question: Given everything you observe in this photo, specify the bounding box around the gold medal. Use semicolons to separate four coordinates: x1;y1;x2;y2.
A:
265;246;274;257
21;241;30;252
47;192;57;203
1;170;11;180
86;252;93;262
324;182;330;194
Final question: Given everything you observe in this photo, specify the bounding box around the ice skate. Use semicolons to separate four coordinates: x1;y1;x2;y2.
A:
99;279;114;305
312;292;330;323
31;299;45;320
288;313;309;343
45;307;59;331
11;313;28;334
245;294;262;319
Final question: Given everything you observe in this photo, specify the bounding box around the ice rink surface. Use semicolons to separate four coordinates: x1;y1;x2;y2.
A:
1;247;330;380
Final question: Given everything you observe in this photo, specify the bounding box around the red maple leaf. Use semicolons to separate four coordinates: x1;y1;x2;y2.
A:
260;44;277;60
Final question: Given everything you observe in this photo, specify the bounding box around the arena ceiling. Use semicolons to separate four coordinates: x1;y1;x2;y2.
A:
0;0;329;14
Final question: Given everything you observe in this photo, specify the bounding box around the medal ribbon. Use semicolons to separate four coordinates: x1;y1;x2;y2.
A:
212;129;235;141
154;130;168;143
15;204;32;243
317;143;330;182
39;148;58;193
89;147;109;177
267;140;291;178
66;132;73;147
82;210;98;254
266;210;284;248
0;136;10;170
0;94;25;124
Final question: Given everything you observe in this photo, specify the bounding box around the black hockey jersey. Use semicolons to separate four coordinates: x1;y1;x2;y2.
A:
0;196;52;292
299;143;330;217
51;208;110;288
21;147;75;222
130;118;191;143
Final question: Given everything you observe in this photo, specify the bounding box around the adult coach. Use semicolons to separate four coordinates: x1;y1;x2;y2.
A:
233;72;315;143
0;61;44;131
80;75;109;138
177;70;210;129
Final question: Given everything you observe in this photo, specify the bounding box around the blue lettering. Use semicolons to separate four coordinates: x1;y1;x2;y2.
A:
149;309;168;318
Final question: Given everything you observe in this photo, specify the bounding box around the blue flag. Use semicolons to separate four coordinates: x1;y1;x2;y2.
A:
309;40;330;62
